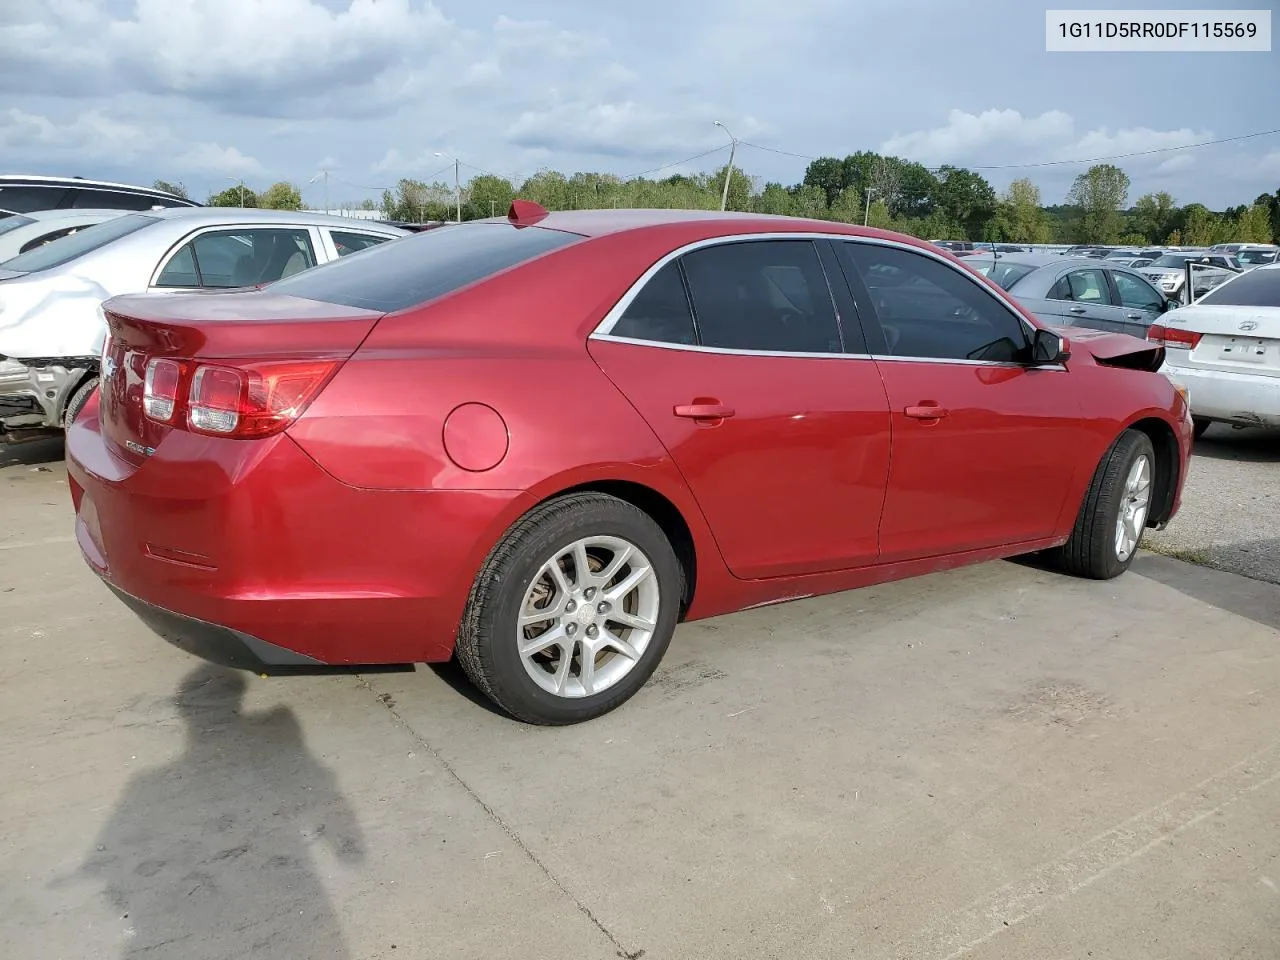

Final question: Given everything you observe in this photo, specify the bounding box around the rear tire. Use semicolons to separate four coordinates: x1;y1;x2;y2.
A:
456;492;683;725
63;376;99;429
1056;429;1156;580
1191;416;1211;440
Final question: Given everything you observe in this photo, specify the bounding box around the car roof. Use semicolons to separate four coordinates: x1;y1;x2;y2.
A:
0;174;192;201
511;207;899;241
963;253;1101;268
136;207;411;231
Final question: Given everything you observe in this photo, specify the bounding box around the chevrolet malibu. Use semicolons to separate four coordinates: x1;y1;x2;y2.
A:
66;204;1193;725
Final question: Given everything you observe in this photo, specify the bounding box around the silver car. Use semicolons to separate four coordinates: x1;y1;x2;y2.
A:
0;208;408;438
1139;251;1239;301
964;253;1176;339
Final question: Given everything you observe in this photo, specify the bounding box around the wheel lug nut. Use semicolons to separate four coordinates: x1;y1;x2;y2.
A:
598;601;610;614
566;623;577;635
565;600;576;613
587;624;598;637
584;587;596;600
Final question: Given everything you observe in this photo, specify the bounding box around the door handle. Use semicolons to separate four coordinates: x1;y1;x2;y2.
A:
904;403;949;420
673;403;735;420
1126;312;1143;320
1069;305;1088;314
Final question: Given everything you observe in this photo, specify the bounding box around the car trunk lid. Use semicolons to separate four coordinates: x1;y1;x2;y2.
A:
1155;303;1280;378
100;290;383;467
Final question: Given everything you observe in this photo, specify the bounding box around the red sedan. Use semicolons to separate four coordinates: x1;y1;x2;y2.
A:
66;203;1193;724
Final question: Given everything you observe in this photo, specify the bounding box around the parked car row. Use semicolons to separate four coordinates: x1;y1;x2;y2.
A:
0;174;412;441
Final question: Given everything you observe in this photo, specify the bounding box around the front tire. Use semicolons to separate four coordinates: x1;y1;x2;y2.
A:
456;492;683;725
1057;429;1156;580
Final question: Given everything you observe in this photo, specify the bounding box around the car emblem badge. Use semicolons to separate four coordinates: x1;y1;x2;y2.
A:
125;439;156;457
1239;320;1258;332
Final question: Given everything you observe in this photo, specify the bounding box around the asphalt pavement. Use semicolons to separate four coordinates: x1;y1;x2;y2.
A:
2;435;1278;960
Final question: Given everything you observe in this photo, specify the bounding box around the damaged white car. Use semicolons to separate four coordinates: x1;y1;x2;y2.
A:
0;208;407;441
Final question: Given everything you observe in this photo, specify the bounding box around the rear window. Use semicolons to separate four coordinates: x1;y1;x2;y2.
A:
1196;267;1280;307
1;214;158;273
0;214;35;237
267;222;582;312
969;261;1035;290
1149;254;1194;267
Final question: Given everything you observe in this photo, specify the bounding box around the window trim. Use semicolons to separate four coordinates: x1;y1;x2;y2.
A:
149;224;323;289
589;231;1055;369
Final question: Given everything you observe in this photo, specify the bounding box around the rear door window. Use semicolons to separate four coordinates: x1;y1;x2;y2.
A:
155;228;317;288
1048;269;1112;304
680;239;842;353
267;222;582;312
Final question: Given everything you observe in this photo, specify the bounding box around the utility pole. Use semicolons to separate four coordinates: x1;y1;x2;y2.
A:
713;120;738;212
864;187;877;226
308;170;331;214
435;152;462;222
490;199;496;218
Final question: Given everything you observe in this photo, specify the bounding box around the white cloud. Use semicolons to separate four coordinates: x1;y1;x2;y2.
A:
0;108;261;176
881;108;1076;162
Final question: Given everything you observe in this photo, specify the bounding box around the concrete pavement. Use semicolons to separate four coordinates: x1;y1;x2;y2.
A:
2;442;1278;960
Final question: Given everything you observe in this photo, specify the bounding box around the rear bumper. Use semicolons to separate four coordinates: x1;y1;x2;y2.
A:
1165;361;1280;428
66;412;532;666
107;584;324;670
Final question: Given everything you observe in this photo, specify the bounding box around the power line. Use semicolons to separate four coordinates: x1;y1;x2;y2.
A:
623;144;730;180
737;127;1280;172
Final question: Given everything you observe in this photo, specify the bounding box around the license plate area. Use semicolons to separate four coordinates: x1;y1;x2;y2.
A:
1217;337;1268;363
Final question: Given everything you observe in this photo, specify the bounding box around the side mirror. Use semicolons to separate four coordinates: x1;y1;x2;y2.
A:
1162;297;1177;312
1031;328;1070;365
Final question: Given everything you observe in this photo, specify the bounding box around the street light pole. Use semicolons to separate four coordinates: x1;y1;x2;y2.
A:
863;187;877;226
713;121;738;212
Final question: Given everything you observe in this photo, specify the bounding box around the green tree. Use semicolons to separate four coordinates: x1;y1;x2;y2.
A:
996;177;1052;243
207;184;258;207
865;198;893;230
1130;191;1177;244
788;184;830;219
1066;163;1130;242
802;157;846;208
258;181;303;210
1178;204;1221;246
1232;203;1274;243
933;166;997;238
467;174;516;218
710;164;754;211
754;182;794;216
153;179;187;199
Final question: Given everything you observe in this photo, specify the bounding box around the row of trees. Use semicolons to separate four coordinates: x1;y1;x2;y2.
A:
155;159;1280;246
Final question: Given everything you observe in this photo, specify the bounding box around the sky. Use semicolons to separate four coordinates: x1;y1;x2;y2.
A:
1;0;1277;210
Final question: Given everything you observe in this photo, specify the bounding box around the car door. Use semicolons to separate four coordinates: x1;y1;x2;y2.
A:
588;238;892;580
151;226;320;290
834;239;1083;562
1039;266;1136;334
1107;267;1167;337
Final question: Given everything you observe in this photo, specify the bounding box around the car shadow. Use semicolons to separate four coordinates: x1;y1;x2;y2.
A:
71;665;366;959
1193;424;1280;463
426;658;508;717
0;437;64;468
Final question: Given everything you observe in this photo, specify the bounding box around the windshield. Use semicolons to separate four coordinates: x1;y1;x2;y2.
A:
1237;249;1279;265
968;261;1036;290
1196;267;1280;307
1;214;158;272
0;214;35;238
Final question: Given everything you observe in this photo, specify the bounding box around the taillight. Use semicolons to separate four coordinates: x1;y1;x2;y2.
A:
141;357;340;438
143;358;183;422
1147;324;1202;349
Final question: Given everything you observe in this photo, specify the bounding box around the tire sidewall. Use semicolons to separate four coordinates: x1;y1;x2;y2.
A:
1100;431;1156;576
478;503;682;723
63;377;99;428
